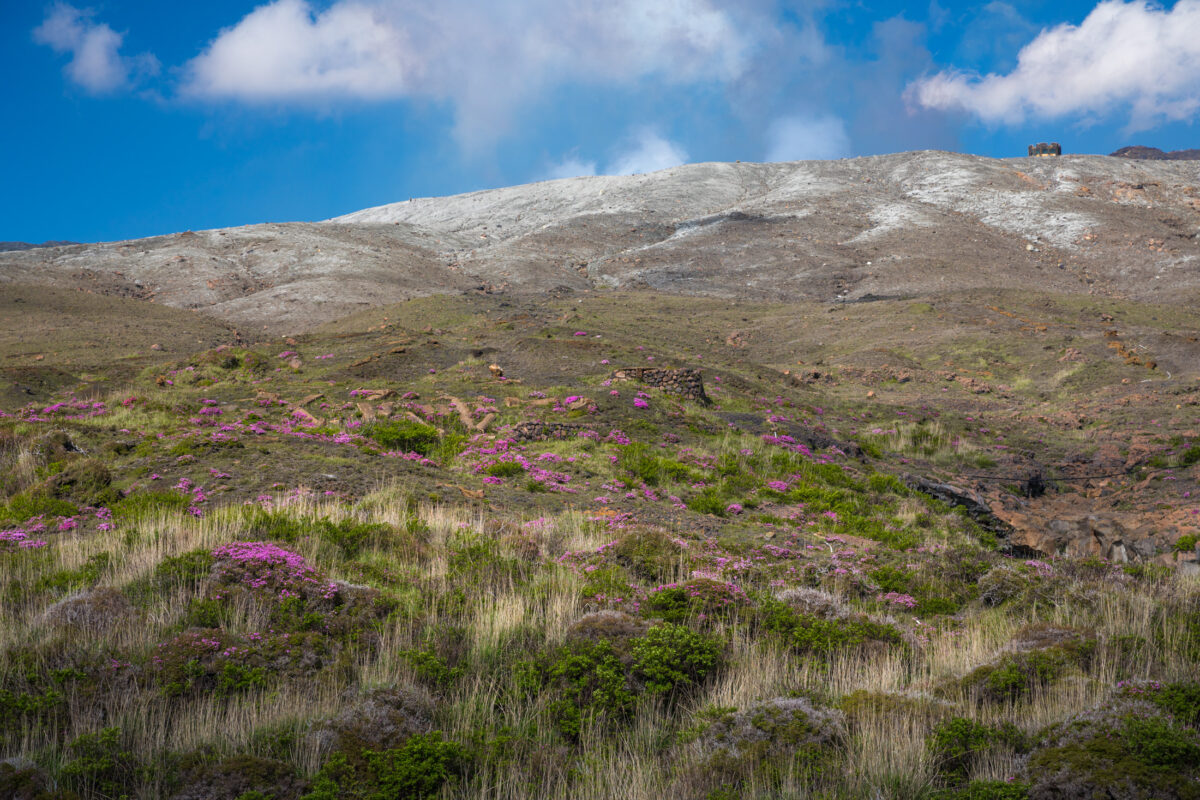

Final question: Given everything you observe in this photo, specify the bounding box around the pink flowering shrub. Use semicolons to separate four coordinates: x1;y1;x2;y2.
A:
876;592;918;609
0;528;49;551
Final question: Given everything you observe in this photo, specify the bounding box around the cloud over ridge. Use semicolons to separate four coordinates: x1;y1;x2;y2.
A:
909;0;1200;130
182;0;751;144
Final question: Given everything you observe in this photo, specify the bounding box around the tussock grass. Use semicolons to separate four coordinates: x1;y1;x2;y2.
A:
3;476;1198;800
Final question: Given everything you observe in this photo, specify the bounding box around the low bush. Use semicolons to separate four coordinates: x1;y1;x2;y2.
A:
684;697;844;790
928;781;1031;800
301;732;466;800
517;623;723;740
641;578;748;625
516;639;636;740
960;627;1096;703
484;461;525;478
60;726;145;799
758;597;902;654
631;623;723;694
610;529;686;581
928;717;1028;782
362;420;440;455
1028;710;1200;800
1;492;77;525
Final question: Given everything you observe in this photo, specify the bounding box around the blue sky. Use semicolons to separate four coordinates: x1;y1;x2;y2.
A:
3;0;1199;243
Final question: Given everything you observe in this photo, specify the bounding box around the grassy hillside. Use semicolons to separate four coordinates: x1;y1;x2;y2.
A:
1;291;1198;800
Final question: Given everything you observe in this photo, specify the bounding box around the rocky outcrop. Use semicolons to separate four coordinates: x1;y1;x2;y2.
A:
902;475;1011;534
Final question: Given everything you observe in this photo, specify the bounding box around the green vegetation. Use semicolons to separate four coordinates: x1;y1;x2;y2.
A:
362;419;440;455
1;290;1198;799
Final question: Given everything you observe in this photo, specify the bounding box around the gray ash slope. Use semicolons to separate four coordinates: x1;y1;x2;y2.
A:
4;150;1199;333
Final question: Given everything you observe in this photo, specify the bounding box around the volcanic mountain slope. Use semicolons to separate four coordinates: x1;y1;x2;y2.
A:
3;151;1199;333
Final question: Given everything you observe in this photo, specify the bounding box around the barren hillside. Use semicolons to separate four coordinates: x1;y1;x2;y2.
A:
3;151;1199;333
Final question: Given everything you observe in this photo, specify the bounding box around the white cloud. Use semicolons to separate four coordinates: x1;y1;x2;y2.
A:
34;3;158;93
909;0;1200;130
544;155;598;180
182;0;411;101
182;0;751;144
764;114;850;161
607;129;689;175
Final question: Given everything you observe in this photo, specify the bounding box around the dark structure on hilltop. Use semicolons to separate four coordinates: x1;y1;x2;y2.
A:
1028;142;1061;157
1111;145;1200;161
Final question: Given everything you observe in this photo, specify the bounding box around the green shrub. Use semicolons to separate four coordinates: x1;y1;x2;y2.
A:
37;458;118;506
61;726;145;799
866;473;909;494
242;508;311;543
929;717;1028;782
363;420;440;455
485;461;526;478
580;565;634;604
687;487;728;517
516;639;636;740
301;732;466;800
155;549;215;587
1144;681;1200;727
124;549;215;606
399;647;464;689
870;565;912;594
36;552;112;594
446;533;529;590
631;623;723;694
1174;534;1199;555
618;443;665;486
216;663;270;695
928;780;1030;800
641;579;747;625
1180;445;1200;467
318;518;392;558
1028;714;1200;799
759;598;902;654
610;529;685;580
1;492;77;524
183;597;225;628
963;642;1093;704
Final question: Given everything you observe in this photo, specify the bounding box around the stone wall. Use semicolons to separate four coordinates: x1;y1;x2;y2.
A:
510;421;586;442
610;368;709;403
